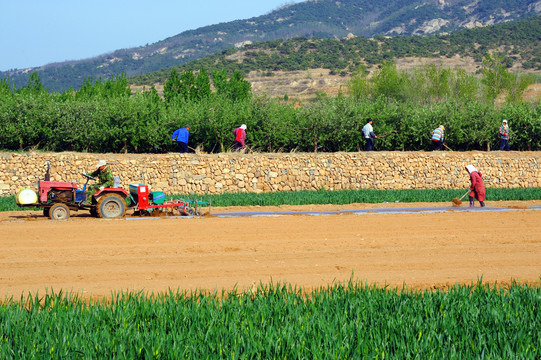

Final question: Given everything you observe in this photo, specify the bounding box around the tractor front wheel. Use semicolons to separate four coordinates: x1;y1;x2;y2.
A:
96;193;126;219
49;203;70;220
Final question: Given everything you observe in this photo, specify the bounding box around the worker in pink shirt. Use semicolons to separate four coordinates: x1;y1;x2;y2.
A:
466;164;485;207
233;124;247;151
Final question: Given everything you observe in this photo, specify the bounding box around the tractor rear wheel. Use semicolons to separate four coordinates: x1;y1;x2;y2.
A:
49;203;70;220
96;193;126;219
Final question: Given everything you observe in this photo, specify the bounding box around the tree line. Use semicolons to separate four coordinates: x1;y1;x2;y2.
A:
0;60;539;154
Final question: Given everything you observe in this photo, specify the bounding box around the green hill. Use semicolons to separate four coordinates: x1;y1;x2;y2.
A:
1;0;539;92
131;15;541;86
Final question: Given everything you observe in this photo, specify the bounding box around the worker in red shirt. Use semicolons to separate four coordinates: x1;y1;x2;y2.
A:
466;165;485;207
233;124;247;151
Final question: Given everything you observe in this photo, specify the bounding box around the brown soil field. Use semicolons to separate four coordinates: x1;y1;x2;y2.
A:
1;200;540;301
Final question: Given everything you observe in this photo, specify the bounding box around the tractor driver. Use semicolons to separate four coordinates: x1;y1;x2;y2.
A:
86;159;114;199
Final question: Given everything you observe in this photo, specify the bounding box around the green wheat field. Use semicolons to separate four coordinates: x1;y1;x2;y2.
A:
1;281;540;358
2;187;540;211
1;188;540;357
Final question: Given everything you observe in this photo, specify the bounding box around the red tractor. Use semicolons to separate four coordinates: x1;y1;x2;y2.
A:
16;163;210;220
16;164;128;220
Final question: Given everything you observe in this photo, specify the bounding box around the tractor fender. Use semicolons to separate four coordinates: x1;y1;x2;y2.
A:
93;188;129;199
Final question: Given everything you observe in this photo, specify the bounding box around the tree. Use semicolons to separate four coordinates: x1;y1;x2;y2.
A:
504;71;531;103
103;73;131;98
0;77;14;95
481;54;532;104
163;69;182;105
180;70;196;101
481;54;509;104
194;68;211;101
347;65;371;101
25;71;46;94
212;69;228;96
371;61;408;101
211;69;251;101
227;71;251;102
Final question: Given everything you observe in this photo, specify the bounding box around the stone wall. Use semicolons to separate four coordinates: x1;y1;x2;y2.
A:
0;151;539;196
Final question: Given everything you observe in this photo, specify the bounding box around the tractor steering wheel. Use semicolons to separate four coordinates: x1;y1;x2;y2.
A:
81;173;96;181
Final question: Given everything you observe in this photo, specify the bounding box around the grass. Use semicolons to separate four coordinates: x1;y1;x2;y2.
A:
173;187;541;207
3;187;541;211
1;280;540;358
0;197;40;212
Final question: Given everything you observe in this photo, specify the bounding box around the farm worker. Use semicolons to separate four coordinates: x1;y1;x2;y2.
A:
171;125;190;153
465;164;485;208
233;124;247;151
431;125;445;151
86;160;114;199
361;118;377;151
499;120;510;151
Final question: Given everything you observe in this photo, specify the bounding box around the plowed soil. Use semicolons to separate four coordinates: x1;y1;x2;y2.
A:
1;200;540;301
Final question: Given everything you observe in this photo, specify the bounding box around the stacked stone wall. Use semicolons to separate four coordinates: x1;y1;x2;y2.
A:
0;151;539;196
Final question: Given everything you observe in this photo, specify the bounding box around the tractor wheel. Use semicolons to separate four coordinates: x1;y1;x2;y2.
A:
49;203;70;220
186;207;195;216
96;193;126;219
43;207;50;217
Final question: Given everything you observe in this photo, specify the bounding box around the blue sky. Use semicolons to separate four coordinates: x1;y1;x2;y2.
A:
0;0;302;71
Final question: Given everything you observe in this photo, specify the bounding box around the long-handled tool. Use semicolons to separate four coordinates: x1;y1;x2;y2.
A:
380;130;398;138
452;190;470;206
443;142;453;151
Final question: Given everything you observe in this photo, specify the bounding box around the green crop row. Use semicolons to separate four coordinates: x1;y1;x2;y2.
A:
177;187;541;207
1;280;540;358
2;187;540;212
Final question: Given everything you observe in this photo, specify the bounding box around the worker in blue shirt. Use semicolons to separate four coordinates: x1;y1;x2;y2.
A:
171;125;190;153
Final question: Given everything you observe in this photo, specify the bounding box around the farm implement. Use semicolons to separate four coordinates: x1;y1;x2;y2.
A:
129;184;210;217
15;164;210;220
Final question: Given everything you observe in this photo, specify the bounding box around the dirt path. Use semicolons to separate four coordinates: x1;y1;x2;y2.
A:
1;201;540;301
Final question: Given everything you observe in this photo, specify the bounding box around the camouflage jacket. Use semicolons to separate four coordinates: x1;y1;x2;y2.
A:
88;167;114;188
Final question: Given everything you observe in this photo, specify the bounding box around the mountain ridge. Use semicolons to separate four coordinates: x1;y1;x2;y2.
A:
2;0;540;92
132;15;541;83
